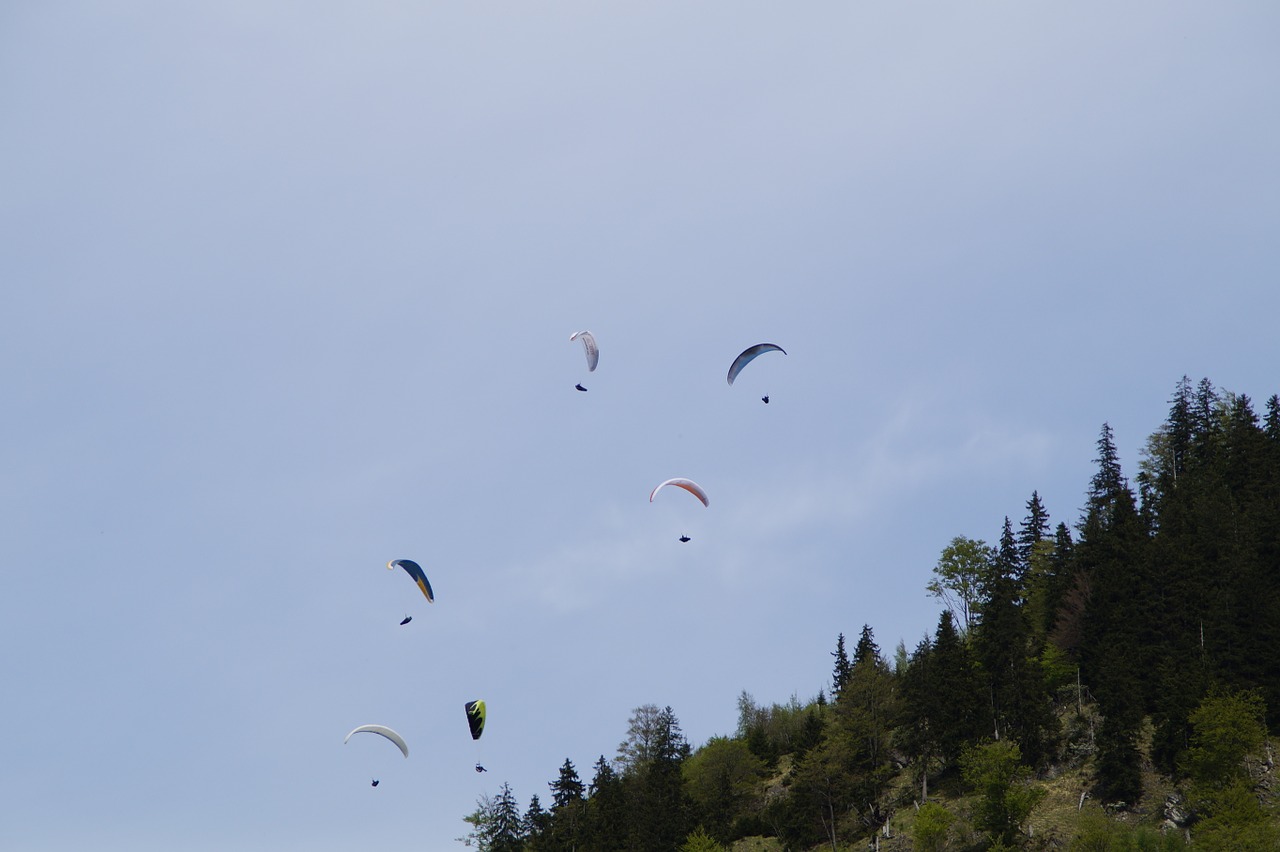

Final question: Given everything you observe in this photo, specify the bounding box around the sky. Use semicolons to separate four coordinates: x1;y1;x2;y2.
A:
2;2;1278;849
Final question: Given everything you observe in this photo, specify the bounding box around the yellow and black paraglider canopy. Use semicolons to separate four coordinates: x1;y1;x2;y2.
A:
465;700;486;740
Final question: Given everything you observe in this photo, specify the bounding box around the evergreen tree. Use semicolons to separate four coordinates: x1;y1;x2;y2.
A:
623;706;693;852
851;623;881;670
929;609;990;766
1017;490;1050;586
973;518;1054;765
462;784;526;852
1042;521;1075;647
547;758;585;850
785;732;859;851
582;756;626;851
1264;394;1280;442
830;625;897;834
1075;423;1149;805
830;632;852;697
897;634;938;798
523;794;551;850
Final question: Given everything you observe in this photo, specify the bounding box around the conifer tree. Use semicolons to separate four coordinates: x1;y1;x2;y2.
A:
974;518;1054;765
851;624;881;670
547;758;585;850
582;755;626;851
523;794;551;850
830;632;852;697
928;610;990;765
1017;491;1050;586
898;634;938;798
1042;522;1076;649
826;625;898;834
461;785;527;852
1075;423;1148;804
624;706;693;852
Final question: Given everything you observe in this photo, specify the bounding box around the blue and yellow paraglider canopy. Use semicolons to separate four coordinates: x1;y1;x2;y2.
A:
388;559;434;603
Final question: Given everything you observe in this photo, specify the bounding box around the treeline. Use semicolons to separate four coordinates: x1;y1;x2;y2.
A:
461;377;1280;851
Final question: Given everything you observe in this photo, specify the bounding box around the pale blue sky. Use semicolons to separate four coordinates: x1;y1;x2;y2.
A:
3;2;1278;849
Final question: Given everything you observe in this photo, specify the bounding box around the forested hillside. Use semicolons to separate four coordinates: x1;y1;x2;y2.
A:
461;378;1280;851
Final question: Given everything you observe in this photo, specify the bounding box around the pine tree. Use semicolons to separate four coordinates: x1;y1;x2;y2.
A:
1043;522;1077;651
1017;491;1050;585
523;794;551;850
929;609;990;765
1075;423;1149;804
461;785;527;852
830;625;897;834
582;756;626;851
830;632;852;697
624;706;693;852
851;624;881;670
548;758;585;850
973;518;1054;765
898;634;938;798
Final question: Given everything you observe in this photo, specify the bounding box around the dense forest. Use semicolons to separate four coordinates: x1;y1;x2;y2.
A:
460;377;1280;851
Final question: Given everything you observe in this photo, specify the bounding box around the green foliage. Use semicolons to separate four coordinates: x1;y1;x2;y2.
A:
736;691;816;765
911;801;956;852
785;731;860;849
679;825;727;852
622;705;694;852
831;632;852;696
581;755;626;851
959;740;1046;847
547;758;586;849
682;736;765;842
974;518;1056;766
460;783;525;852
460;376;1280;852
1183;688;1266;790
1182;688;1276;850
1189;780;1280;851
1039;641;1077;694
927;536;995;635
1068;808;1185;851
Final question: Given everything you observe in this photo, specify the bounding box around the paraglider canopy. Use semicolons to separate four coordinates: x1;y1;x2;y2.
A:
649;478;710;507
465;700;486;740
727;343;786;385
569;331;599;372
387;559;434;603
344;724;409;758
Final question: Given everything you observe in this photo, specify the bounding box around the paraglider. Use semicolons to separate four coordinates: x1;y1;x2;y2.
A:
399;615;412;625
465;700;486;740
761;395;770;404
679;535;691;543
575;383;587;392
475;764;487;773
649;478;710;507
344;724;409;759
387;559;434;603
569;331;599;372
371;779;379;787
727;343;786;385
